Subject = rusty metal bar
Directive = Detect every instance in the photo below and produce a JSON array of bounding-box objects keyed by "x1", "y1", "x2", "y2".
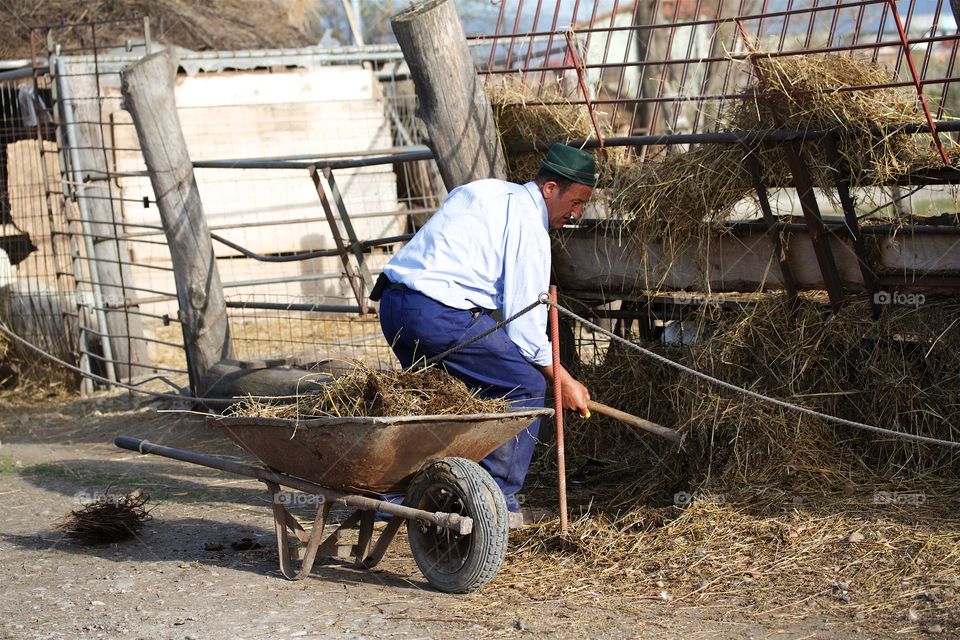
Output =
[
  {"x1": 309, "y1": 165, "x2": 367, "y2": 314},
  {"x1": 322, "y1": 166, "x2": 374, "y2": 293},
  {"x1": 115, "y1": 436, "x2": 474, "y2": 534},
  {"x1": 823, "y1": 133, "x2": 882, "y2": 318},
  {"x1": 886, "y1": 0, "x2": 951, "y2": 165},
  {"x1": 469, "y1": 0, "x2": 889, "y2": 40},
  {"x1": 564, "y1": 29, "x2": 607, "y2": 160},
  {"x1": 784, "y1": 140, "x2": 847, "y2": 311},
  {"x1": 743, "y1": 150, "x2": 799, "y2": 310}
]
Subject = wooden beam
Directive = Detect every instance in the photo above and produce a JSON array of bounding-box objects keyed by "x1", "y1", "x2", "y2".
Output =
[
  {"x1": 63, "y1": 63, "x2": 149, "y2": 381},
  {"x1": 391, "y1": 0, "x2": 507, "y2": 189},
  {"x1": 120, "y1": 48, "x2": 232, "y2": 394}
]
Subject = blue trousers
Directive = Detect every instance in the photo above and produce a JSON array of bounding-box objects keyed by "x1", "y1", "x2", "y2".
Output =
[{"x1": 379, "y1": 286, "x2": 547, "y2": 512}]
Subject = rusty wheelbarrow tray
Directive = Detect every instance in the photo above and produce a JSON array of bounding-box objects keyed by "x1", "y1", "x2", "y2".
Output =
[
  {"x1": 207, "y1": 409, "x2": 552, "y2": 494},
  {"x1": 115, "y1": 407, "x2": 552, "y2": 593}
]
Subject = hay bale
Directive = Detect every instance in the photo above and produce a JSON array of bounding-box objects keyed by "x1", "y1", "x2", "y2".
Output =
[{"x1": 229, "y1": 364, "x2": 511, "y2": 418}]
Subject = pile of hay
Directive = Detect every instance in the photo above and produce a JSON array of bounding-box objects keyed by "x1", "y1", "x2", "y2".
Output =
[
  {"x1": 499, "y1": 486, "x2": 960, "y2": 629},
  {"x1": 0, "y1": 0, "x2": 316, "y2": 58},
  {"x1": 573, "y1": 293, "x2": 960, "y2": 494},
  {"x1": 612, "y1": 54, "x2": 957, "y2": 247},
  {"x1": 57, "y1": 490, "x2": 152, "y2": 544},
  {"x1": 229, "y1": 365, "x2": 510, "y2": 419},
  {"x1": 495, "y1": 292, "x2": 960, "y2": 628},
  {"x1": 488, "y1": 79, "x2": 623, "y2": 186}
]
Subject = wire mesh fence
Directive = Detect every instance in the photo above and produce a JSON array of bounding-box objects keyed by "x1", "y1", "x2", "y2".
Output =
[{"x1": 0, "y1": 24, "x2": 443, "y2": 392}]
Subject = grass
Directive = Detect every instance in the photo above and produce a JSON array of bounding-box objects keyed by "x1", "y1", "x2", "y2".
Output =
[{"x1": 0, "y1": 455, "x2": 17, "y2": 475}]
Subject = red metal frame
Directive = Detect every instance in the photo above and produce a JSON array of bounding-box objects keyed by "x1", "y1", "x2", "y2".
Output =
[{"x1": 470, "y1": 0, "x2": 959, "y2": 164}]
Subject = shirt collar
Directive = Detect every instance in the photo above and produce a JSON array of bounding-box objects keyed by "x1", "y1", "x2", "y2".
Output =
[{"x1": 522, "y1": 181, "x2": 549, "y2": 231}]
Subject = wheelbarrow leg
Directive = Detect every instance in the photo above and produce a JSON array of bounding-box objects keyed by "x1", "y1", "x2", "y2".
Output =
[
  {"x1": 355, "y1": 510, "x2": 376, "y2": 564},
  {"x1": 265, "y1": 481, "x2": 330, "y2": 580},
  {"x1": 360, "y1": 517, "x2": 404, "y2": 569}
]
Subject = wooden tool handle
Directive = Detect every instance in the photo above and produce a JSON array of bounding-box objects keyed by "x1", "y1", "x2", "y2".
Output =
[{"x1": 586, "y1": 400, "x2": 684, "y2": 444}]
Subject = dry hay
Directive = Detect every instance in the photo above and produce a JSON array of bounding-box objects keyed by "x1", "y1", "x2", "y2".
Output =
[
  {"x1": 229, "y1": 364, "x2": 510, "y2": 419},
  {"x1": 612, "y1": 54, "x2": 958, "y2": 248},
  {"x1": 492, "y1": 292, "x2": 960, "y2": 627},
  {"x1": 56, "y1": 490, "x2": 152, "y2": 544},
  {"x1": 0, "y1": 0, "x2": 316, "y2": 58},
  {"x1": 574, "y1": 293, "x2": 960, "y2": 493},
  {"x1": 488, "y1": 79, "x2": 624, "y2": 186},
  {"x1": 499, "y1": 486, "x2": 960, "y2": 630},
  {"x1": 0, "y1": 316, "x2": 76, "y2": 398}
]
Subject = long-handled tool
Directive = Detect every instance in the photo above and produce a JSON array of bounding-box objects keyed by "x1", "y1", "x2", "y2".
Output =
[{"x1": 586, "y1": 400, "x2": 684, "y2": 444}]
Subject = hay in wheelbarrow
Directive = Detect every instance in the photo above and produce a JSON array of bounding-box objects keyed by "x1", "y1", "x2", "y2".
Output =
[
  {"x1": 229, "y1": 365, "x2": 510, "y2": 419},
  {"x1": 611, "y1": 54, "x2": 959, "y2": 249}
]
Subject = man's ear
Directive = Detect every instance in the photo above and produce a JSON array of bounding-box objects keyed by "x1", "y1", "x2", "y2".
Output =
[{"x1": 540, "y1": 180, "x2": 559, "y2": 199}]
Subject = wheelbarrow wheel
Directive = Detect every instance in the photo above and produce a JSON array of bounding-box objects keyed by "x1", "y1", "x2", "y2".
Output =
[{"x1": 405, "y1": 457, "x2": 508, "y2": 593}]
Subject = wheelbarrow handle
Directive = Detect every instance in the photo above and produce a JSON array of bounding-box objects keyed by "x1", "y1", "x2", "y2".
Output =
[{"x1": 586, "y1": 400, "x2": 684, "y2": 444}]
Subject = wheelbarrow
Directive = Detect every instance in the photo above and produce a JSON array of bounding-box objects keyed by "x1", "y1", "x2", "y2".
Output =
[{"x1": 114, "y1": 407, "x2": 552, "y2": 593}]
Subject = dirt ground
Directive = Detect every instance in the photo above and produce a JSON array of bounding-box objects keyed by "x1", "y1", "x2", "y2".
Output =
[{"x1": 0, "y1": 391, "x2": 934, "y2": 640}]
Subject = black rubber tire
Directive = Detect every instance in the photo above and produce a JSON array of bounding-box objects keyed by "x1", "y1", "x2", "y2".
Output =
[{"x1": 405, "y1": 457, "x2": 508, "y2": 593}]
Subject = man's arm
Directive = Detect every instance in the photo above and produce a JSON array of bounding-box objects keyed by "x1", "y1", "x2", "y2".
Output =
[{"x1": 536, "y1": 362, "x2": 591, "y2": 415}]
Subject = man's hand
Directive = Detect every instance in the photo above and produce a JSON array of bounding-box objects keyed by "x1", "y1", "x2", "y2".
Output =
[{"x1": 536, "y1": 363, "x2": 591, "y2": 415}]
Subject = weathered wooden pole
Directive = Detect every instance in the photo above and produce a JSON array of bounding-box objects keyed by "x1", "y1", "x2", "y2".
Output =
[
  {"x1": 120, "y1": 48, "x2": 232, "y2": 395},
  {"x1": 391, "y1": 0, "x2": 507, "y2": 189},
  {"x1": 61, "y1": 61, "x2": 149, "y2": 382}
]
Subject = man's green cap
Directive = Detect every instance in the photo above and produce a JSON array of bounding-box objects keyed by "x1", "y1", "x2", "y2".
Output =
[{"x1": 539, "y1": 142, "x2": 597, "y2": 187}]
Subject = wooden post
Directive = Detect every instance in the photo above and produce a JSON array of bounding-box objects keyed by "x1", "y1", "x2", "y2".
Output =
[
  {"x1": 391, "y1": 0, "x2": 507, "y2": 189},
  {"x1": 62, "y1": 62, "x2": 149, "y2": 381},
  {"x1": 120, "y1": 48, "x2": 232, "y2": 395}
]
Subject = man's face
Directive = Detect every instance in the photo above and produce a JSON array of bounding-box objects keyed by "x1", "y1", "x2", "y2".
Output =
[{"x1": 541, "y1": 181, "x2": 593, "y2": 230}]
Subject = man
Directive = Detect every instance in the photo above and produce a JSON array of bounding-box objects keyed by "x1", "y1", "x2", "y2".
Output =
[{"x1": 375, "y1": 143, "x2": 595, "y2": 516}]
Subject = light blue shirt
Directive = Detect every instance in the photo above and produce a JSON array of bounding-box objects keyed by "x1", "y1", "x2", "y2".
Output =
[{"x1": 383, "y1": 179, "x2": 552, "y2": 366}]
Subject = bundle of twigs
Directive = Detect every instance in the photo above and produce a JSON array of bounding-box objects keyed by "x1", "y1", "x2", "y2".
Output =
[
  {"x1": 229, "y1": 365, "x2": 510, "y2": 419},
  {"x1": 57, "y1": 490, "x2": 152, "y2": 544}
]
